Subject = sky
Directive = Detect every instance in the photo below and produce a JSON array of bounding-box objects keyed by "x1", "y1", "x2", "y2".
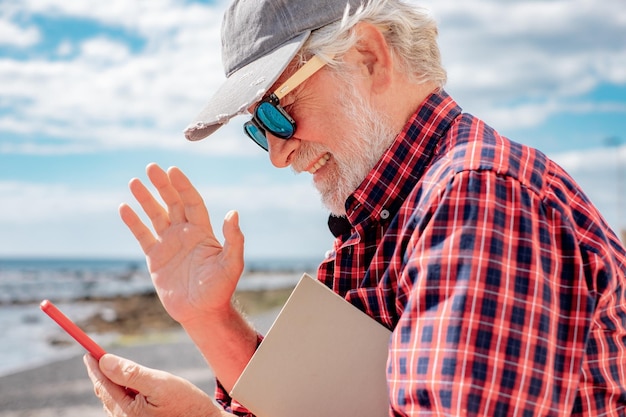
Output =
[{"x1": 0, "y1": 0, "x2": 625, "y2": 262}]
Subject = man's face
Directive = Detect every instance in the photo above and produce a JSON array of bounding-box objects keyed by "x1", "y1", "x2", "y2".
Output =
[{"x1": 265, "y1": 66, "x2": 397, "y2": 216}]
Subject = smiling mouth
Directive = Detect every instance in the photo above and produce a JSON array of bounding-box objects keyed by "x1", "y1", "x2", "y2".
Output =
[{"x1": 308, "y1": 153, "x2": 331, "y2": 174}]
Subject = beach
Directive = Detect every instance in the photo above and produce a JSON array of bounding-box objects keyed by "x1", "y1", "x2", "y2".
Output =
[
  {"x1": 0, "y1": 295, "x2": 283, "y2": 417},
  {"x1": 0, "y1": 258, "x2": 309, "y2": 416}
]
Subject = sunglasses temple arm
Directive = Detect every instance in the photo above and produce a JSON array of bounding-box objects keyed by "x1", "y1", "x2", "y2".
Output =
[{"x1": 274, "y1": 55, "x2": 333, "y2": 100}]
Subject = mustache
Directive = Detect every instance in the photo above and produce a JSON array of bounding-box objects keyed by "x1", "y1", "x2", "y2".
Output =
[{"x1": 291, "y1": 142, "x2": 331, "y2": 173}]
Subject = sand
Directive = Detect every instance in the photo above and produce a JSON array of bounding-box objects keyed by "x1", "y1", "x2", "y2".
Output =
[{"x1": 0, "y1": 293, "x2": 284, "y2": 417}]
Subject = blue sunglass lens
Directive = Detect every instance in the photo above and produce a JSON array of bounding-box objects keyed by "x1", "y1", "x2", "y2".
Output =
[
  {"x1": 244, "y1": 121, "x2": 269, "y2": 151},
  {"x1": 256, "y1": 102, "x2": 295, "y2": 139}
]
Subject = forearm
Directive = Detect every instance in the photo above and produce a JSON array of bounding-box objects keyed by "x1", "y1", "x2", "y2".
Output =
[{"x1": 181, "y1": 303, "x2": 259, "y2": 393}]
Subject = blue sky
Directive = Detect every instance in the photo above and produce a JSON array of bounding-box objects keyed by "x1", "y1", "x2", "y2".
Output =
[{"x1": 1, "y1": 0, "x2": 625, "y2": 261}]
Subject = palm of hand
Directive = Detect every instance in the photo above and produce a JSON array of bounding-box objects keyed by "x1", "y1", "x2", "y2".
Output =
[
  {"x1": 147, "y1": 223, "x2": 239, "y2": 323},
  {"x1": 120, "y1": 163, "x2": 245, "y2": 325}
]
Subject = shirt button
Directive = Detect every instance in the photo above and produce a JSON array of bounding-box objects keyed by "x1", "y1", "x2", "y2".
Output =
[{"x1": 380, "y1": 209, "x2": 390, "y2": 220}]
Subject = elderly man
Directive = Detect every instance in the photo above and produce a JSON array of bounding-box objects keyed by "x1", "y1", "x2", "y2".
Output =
[{"x1": 85, "y1": 0, "x2": 626, "y2": 416}]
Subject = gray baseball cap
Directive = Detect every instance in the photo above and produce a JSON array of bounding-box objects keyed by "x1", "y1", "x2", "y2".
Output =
[{"x1": 184, "y1": 0, "x2": 366, "y2": 141}]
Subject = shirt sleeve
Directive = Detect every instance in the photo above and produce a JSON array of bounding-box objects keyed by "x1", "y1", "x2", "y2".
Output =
[
  {"x1": 387, "y1": 169, "x2": 594, "y2": 416},
  {"x1": 213, "y1": 333, "x2": 264, "y2": 417},
  {"x1": 214, "y1": 379, "x2": 255, "y2": 416}
]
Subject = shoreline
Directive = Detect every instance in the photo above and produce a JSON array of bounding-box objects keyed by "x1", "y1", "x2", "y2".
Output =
[
  {"x1": 0, "y1": 269, "x2": 310, "y2": 385},
  {"x1": 77, "y1": 285, "x2": 296, "y2": 335},
  {"x1": 0, "y1": 269, "x2": 310, "y2": 306},
  {"x1": 0, "y1": 280, "x2": 297, "y2": 376},
  {"x1": 0, "y1": 302, "x2": 284, "y2": 417}
]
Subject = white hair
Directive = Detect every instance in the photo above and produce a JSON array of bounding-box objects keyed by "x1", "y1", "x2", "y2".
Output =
[{"x1": 299, "y1": 0, "x2": 447, "y2": 88}]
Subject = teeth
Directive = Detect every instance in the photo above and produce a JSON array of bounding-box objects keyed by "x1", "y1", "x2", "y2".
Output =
[{"x1": 308, "y1": 153, "x2": 330, "y2": 174}]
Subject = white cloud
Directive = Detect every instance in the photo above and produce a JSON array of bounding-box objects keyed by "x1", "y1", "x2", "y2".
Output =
[
  {"x1": 551, "y1": 143, "x2": 626, "y2": 176},
  {"x1": 79, "y1": 37, "x2": 131, "y2": 64},
  {"x1": 0, "y1": 23, "x2": 39, "y2": 47},
  {"x1": 0, "y1": 0, "x2": 624, "y2": 153},
  {"x1": 0, "y1": 175, "x2": 332, "y2": 258},
  {"x1": 0, "y1": 181, "x2": 124, "y2": 223},
  {"x1": 423, "y1": 0, "x2": 626, "y2": 129},
  {"x1": 55, "y1": 40, "x2": 73, "y2": 57},
  {"x1": 473, "y1": 99, "x2": 626, "y2": 132},
  {"x1": 0, "y1": 0, "x2": 229, "y2": 153},
  {"x1": 0, "y1": 175, "x2": 323, "y2": 225}
]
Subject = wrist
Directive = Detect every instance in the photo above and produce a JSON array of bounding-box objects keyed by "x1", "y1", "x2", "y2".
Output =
[
  {"x1": 181, "y1": 298, "x2": 239, "y2": 328},
  {"x1": 180, "y1": 301, "x2": 258, "y2": 391}
]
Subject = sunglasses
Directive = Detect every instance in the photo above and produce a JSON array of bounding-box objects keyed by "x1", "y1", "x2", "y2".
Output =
[{"x1": 244, "y1": 55, "x2": 330, "y2": 151}]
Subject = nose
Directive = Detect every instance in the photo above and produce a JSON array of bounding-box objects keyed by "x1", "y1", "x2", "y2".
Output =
[{"x1": 267, "y1": 133, "x2": 298, "y2": 168}]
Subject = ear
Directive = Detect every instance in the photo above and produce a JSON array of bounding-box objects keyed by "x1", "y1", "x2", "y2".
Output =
[{"x1": 351, "y1": 22, "x2": 393, "y2": 94}]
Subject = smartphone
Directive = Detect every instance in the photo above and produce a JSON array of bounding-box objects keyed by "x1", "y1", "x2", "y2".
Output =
[
  {"x1": 40, "y1": 299, "x2": 107, "y2": 360},
  {"x1": 40, "y1": 300, "x2": 139, "y2": 396}
]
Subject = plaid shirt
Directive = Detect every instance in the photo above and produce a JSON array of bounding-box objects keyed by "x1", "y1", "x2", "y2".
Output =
[{"x1": 218, "y1": 91, "x2": 626, "y2": 416}]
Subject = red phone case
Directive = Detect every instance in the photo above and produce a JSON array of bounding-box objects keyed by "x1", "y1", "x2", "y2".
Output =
[
  {"x1": 40, "y1": 299, "x2": 107, "y2": 360},
  {"x1": 40, "y1": 300, "x2": 139, "y2": 396}
]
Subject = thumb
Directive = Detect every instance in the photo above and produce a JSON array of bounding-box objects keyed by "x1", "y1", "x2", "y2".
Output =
[
  {"x1": 99, "y1": 354, "x2": 156, "y2": 394},
  {"x1": 222, "y1": 210, "x2": 245, "y2": 266}
]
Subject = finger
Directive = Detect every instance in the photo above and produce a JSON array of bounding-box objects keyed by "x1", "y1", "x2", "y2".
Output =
[
  {"x1": 99, "y1": 354, "x2": 157, "y2": 397},
  {"x1": 128, "y1": 178, "x2": 171, "y2": 235},
  {"x1": 222, "y1": 210, "x2": 245, "y2": 272},
  {"x1": 146, "y1": 163, "x2": 186, "y2": 224},
  {"x1": 119, "y1": 203, "x2": 157, "y2": 254},
  {"x1": 167, "y1": 166, "x2": 212, "y2": 228},
  {"x1": 84, "y1": 354, "x2": 134, "y2": 412}
]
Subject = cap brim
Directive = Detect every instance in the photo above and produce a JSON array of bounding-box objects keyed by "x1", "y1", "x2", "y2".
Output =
[{"x1": 184, "y1": 32, "x2": 310, "y2": 141}]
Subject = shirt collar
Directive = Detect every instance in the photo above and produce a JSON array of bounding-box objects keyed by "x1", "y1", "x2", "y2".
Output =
[{"x1": 344, "y1": 89, "x2": 462, "y2": 228}]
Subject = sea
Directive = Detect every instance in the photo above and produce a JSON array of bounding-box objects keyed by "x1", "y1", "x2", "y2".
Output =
[{"x1": 0, "y1": 257, "x2": 319, "y2": 377}]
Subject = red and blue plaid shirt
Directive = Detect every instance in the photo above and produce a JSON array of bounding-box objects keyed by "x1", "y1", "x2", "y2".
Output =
[{"x1": 219, "y1": 91, "x2": 626, "y2": 416}]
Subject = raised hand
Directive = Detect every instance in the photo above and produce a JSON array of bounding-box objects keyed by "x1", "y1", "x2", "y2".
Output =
[{"x1": 119, "y1": 163, "x2": 245, "y2": 325}]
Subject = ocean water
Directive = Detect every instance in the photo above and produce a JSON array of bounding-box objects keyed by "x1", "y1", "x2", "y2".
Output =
[
  {"x1": 0, "y1": 257, "x2": 318, "y2": 377},
  {"x1": 0, "y1": 258, "x2": 154, "y2": 304}
]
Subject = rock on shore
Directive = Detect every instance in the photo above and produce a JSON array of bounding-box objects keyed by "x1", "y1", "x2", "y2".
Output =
[{"x1": 78, "y1": 287, "x2": 294, "y2": 335}]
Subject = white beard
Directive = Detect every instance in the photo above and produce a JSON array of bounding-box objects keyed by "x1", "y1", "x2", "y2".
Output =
[{"x1": 293, "y1": 84, "x2": 397, "y2": 216}]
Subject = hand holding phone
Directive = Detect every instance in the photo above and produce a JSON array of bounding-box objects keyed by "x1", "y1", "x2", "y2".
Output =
[
  {"x1": 41, "y1": 299, "x2": 140, "y2": 397},
  {"x1": 40, "y1": 299, "x2": 107, "y2": 360}
]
